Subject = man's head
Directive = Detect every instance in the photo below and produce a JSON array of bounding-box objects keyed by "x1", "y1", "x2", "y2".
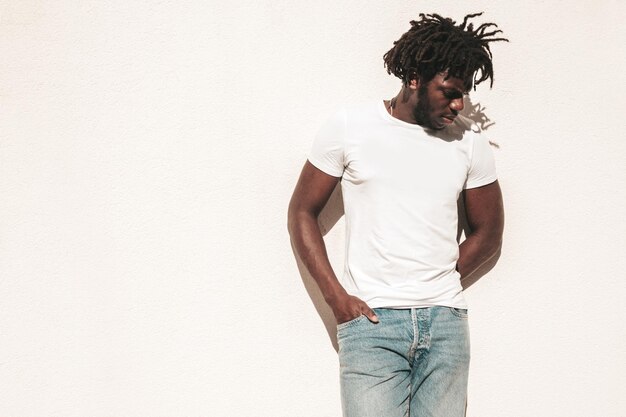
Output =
[{"x1": 383, "y1": 12, "x2": 508, "y2": 129}]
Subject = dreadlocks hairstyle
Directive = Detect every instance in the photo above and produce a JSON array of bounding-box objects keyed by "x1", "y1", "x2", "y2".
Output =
[{"x1": 383, "y1": 12, "x2": 508, "y2": 89}]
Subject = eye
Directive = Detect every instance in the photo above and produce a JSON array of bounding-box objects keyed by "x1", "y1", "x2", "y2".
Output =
[{"x1": 443, "y1": 90, "x2": 461, "y2": 100}]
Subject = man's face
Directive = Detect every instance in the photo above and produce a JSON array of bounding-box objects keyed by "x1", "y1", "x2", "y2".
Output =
[{"x1": 412, "y1": 73, "x2": 469, "y2": 130}]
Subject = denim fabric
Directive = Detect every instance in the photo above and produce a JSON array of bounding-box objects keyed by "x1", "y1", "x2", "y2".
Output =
[{"x1": 337, "y1": 306, "x2": 470, "y2": 417}]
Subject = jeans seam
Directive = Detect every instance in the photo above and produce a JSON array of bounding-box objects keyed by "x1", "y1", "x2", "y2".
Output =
[
  {"x1": 450, "y1": 307, "x2": 469, "y2": 319},
  {"x1": 408, "y1": 309, "x2": 418, "y2": 364},
  {"x1": 336, "y1": 314, "x2": 365, "y2": 331}
]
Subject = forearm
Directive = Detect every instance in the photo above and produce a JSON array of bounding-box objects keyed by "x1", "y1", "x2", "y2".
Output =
[
  {"x1": 288, "y1": 211, "x2": 348, "y2": 304},
  {"x1": 457, "y1": 231, "x2": 502, "y2": 289}
]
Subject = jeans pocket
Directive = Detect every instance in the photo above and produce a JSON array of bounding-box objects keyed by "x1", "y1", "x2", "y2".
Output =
[
  {"x1": 449, "y1": 307, "x2": 469, "y2": 318},
  {"x1": 336, "y1": 314, "x2": 366, "y2": 331}
]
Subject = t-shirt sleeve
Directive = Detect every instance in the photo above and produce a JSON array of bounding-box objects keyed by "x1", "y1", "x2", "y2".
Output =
[
  {"x1": 307, "y1": 107, "x2": 347, "y2": 178},
  {"x1": 464, "y1": 131, "x2": 498, "y2": 189}
]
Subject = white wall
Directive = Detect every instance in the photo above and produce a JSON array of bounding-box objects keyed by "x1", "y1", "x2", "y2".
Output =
[{"x1": 1, "y1": 1, "x2": 625, "y2": 416}]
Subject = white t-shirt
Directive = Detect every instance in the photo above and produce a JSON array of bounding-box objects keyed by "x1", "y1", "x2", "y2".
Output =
[{"x1": 307, "y1": 100, "x2": 498, "y2": 309}]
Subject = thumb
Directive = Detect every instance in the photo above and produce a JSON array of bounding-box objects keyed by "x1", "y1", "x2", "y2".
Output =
[{"x1": 365, "y1": 309, "x2": 379, "y2": 323}]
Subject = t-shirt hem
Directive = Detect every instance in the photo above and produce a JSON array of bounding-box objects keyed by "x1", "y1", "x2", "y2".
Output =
[
  {"x1": 306, "y1": 156, "x2": 343, "y2": 178},
  {"x1": 361, "y1": 293, "x2": 468, "y2": 310},
  {"x1": 464, "y1": 176, "x2": 498, "y2": 190},
  {"x1": 369, "y1": 301, "x2": 469, "y2": 309}
]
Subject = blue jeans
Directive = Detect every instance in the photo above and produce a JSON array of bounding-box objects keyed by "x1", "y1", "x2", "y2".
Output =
[{"x1": 337, "y1": 306, "x2": 470, "y2": 417}]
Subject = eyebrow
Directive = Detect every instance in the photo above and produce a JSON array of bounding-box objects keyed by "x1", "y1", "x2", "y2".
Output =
[{"x1": 440, "y1": 87, "x2": 466, "y2": 96}]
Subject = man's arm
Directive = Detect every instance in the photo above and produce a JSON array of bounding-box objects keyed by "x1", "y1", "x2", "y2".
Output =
[
  {"x1": 287, "y1": 161, "x2": 378, "y2": 324},
  {"x1": 457, "y1": 180, "x2": 505, "y2": 289}
]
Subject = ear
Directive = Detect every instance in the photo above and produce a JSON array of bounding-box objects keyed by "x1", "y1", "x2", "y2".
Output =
[{"x1": 407, "y1": 70, "x2": 421, "y2": 90}]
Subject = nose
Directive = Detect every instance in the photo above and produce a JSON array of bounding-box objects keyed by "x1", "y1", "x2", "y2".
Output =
[{"x1": 450, "y1": 97, "x2": 464, "y2": 113}]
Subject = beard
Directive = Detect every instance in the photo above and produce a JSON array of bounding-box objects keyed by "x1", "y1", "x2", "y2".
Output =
[{"x1": 411, "y1": 84, "x2": 439, "y2": 130}]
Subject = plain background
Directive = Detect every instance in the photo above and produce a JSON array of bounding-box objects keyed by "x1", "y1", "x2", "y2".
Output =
[{"x1": 1, "y1": 1, "x2": 625, "y2": 416}]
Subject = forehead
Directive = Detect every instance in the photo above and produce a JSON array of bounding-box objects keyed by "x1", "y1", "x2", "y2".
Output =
[{"x1": 430, "y1": 72, "x2": 471, "y2": 93}]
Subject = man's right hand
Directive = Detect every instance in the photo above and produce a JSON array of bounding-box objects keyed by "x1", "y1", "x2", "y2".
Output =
[
  {"x1": 288, "y1": 162, "x2": 379, "y2": 326},
  {"x1": 329, "y1": 294, "x2": 379, "y2": 325}
]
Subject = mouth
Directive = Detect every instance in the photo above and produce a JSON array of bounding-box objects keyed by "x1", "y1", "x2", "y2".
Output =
[{"x1": 440, "y1": 115, "x2": 456, "y2": 124}]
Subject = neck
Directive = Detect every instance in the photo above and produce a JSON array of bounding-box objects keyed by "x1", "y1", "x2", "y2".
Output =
[{"x1": 388, "y1": 87, "x2": 418, "y2": 125}]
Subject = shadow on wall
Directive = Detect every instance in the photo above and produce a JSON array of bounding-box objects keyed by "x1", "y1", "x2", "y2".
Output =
[{"x1": 290, "y1": 96, "x2": 502, "y2": 353}]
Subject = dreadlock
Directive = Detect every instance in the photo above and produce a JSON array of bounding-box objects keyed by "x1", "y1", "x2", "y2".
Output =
[{"x1": 383, "y1": 12, "x2": 508, "y2": 89}]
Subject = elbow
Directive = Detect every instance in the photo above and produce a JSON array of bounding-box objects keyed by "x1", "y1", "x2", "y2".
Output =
[
  {"x1": 287, "y1": 203, "x2": 310, "y2": 238},
  {"x1": 486, "y1": 232, "x2": 503, "y2": 258},
  {"x1": 469, "y1": 228, "x2": 502, "y2": 258},
  {"x1": 287, "y1": 205, "x2": 297, "y2": 237},
  {"x1": 287, "y1": 195, "x2": 299, "y2": 236},
  {"x1": 288, "y1": 196, "x2": 320, "y2": 237},
  {"x1": 483, "y1": 217, "x2": 504, "y2": 256},
  {"x1": 287, "y1": 209, "x2": 298, "y2": 237},
  {"x1": 491, "y1": 237, "x2": 503, "y2": 257}
]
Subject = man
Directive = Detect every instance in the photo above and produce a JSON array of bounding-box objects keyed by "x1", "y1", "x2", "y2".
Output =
[{"x1": 288, "y1": 12, "x2": 506, "y2": 417}]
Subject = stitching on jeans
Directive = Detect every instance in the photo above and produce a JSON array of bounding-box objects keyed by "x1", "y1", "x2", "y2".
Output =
[
  {"x1": 450, "y1": 307, "x2": 469, "y2": 318},
  {"x1": 336, "y1": 314, "x2": 365, "y2": 330},
  {"x1": 408, "y1": 309, "x2": 418, "y2": 363}
]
